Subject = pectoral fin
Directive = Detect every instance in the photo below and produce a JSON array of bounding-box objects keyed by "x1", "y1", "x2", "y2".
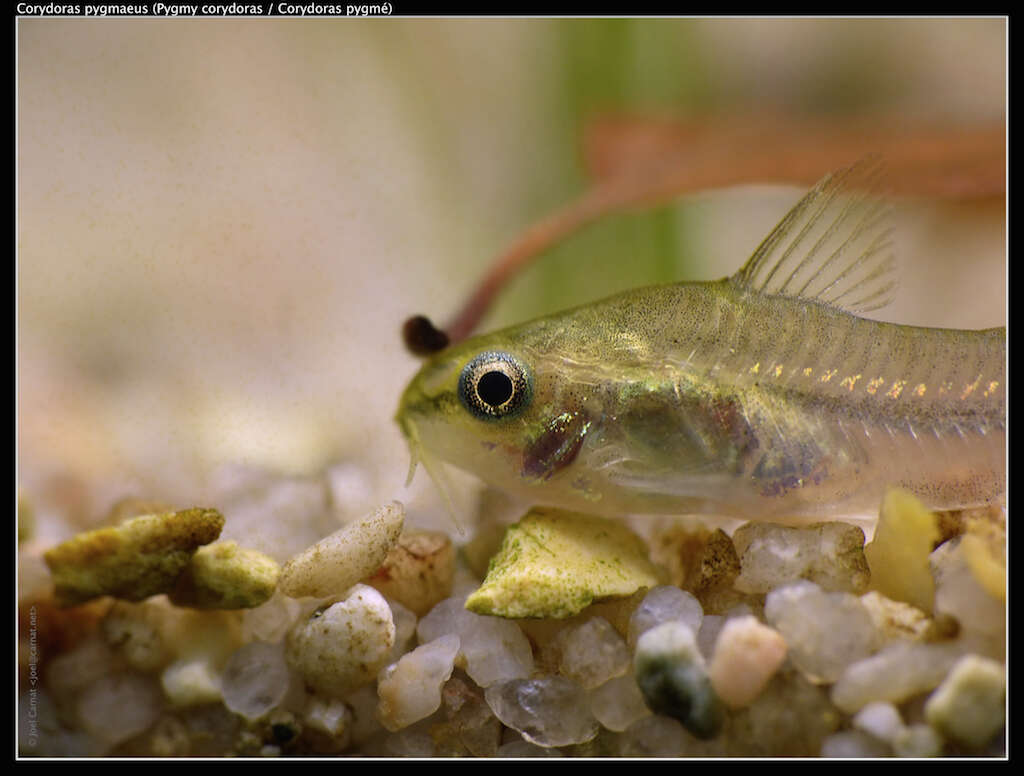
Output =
[{"x1": 522, "y1": 410, "x2": 592, "y2": 481}]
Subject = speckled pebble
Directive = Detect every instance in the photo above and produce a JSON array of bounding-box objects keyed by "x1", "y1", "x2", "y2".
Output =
[
  {"x1": 633, "y1": 621, "x2": 724, "y2": 740},
  {"x1": 43, "y1": 508, "x2": 225, "y2": 606},
  {"x1": 858, "y1": 591, "x2": 933, "y2": 644},
  {"x1": 278, "y1": 502, "x2": 404, "y2": 598},
  {"x1": 170, "y1": 541, "x2": 280, "y2": 610},
  {"x1": 364, "y1": 530, "x2": 455, "y2": 616},
  {"x1": 465, "y1": 508, "x2": 661, "y2": 619},
  {"x1": 708, "y1": 615, "x2": 788, "y2": 709},
  {"x1": 733, "y1": 521, "x2": 870, "y2": 594},
  {"x1": 924, "y1": 654, "x2": 1005, "y2": 750},
  {"x1": 864, "y1": 489, "x2": 939, "y2": 613},
  {"x1": 284, "y1": 584, "x2": 395, "y2": 697},
  {"x1": 648, "y1": 522, "x2": 741, "y2": 593}
]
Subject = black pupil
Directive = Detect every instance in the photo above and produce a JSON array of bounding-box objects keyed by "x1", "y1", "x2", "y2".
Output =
[{"x1": 477, "y1": 370, "x2": 514, "y2": 407}]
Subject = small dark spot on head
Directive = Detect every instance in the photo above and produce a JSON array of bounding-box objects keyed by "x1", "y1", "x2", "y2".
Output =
[{"x1": 403, "y1": 315, "x2": 450, "y2": 356}]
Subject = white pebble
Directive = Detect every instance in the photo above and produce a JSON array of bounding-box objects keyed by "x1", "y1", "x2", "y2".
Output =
[
  {"x1": 345, "y1": 684, "x2": 386, "y2": 745},
  {"x1": 924, "y1": 654, "x2": 1005, "y2": 750},
  {"x1": 589, "y1": 674, "x2": 652, "y2": 732},
  {"x1": 161, "y1": 656, "x2": 223, "y2": 708},
  {"x1": 384, "y1": 727, "x2": 435, "y2": 756},
  {"x1": 820, "y1": 730, "x2": 891, "y2": 757},
  {"x1": 765, "y1": 581, "x2": 878, "y2": 683},
  {"x1": 696, "y1": 615, "x2": 725, "y2": 660},
  {"x1": 76, "y1": 674, "x2": 163, "y2": 748},
  {"x1": 496, "y1": 738, "x2": 564, "y2": 757},
  {"x1": 386, "y1": 598, "x2": 419, "y2": 663},
  {"x1": 852, "y1": 701, "x2": 905, "y2": 744},
  {"x1": 931, "y1": 540, "x2": 1005, "y2": 640},
  {"x1": 303, "y1": 696, "x2": 353, "y2": 740},
  {"x1": 285, "y1": 584, "x2": 395, "y2": 696},
  {"x1": 831, "y1": 641, "x2": 966, "y2": 714},
  {"x1": 892, "y1": 723, "x2": 944, "y2": 757},
  {"x1": 44, "y1": 636, "x2": 118, "y2": 704},
  {"x1": 485, "y1": 677, "x2": 599, "y2": 748},
  {"x1": 278, "y1": 502, "x2": 405, "y2": 598},
  {"x1": 555, "y1": 617, "x2": 631, "y2": 689},
  {"x1": 220, "y1": 641, "x2": 291, "y2": 720},
  {"x1": 376, "y1": 634, "x2": 460, "y2": 731},
  {"x1": 627, "y1": 585, "x2": 703, "y2": 648},
  {"x1": 102, "y1": 602, "x2": 171, "y2": 672},
  {"x1": 618, "y1": 715, "x2": 689, "y2": 757},
  {"x1": 240, "y1": 592, "x2": 304, "y2": 644},
  {"x1": 417, "y1": 595, "x2": 533, "y2": 687},
  {"x1": 708, "y1": 615, "x2": 788, "y2": 709}
]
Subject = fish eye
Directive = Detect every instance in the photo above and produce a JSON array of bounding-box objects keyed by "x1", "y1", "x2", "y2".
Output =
[{"x1": 458, "y1": 351, "x2": 532, "y2": 420}]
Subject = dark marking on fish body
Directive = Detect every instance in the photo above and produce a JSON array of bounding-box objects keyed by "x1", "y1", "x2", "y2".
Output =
[
  {"x1": 522, "y1": 410, "x2": 592, "y2": 480},
  {"x1": 755, "y1": 448, "x2": 831, "y2": 498},
  {"x1": 708, "y1": 394, "x2": 759, "y2": 456}
]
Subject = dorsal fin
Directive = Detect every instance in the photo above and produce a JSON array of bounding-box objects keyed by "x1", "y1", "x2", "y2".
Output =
[{"x1": 730, "y1": 157, "x2": 898, "y2": 314}]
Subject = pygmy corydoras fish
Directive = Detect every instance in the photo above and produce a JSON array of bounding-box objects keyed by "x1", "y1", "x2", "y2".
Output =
[{"x1": 396, "y1": 162, "x2": 1005, "y2": 522}]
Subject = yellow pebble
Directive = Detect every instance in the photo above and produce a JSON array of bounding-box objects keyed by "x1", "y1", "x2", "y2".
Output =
[
  {"x1": 465, "y1": 508, "x2": 662, "y2": 619},
  {"x1": 960, "y1": 533, "x2": 1005, "y2": 602},
  {"x1": 864, "y1": 489, "x2": 939, "y2": 614}
]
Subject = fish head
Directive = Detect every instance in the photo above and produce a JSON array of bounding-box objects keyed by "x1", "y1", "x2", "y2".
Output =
[{"x1": 396, "y1": 328, "x2": 598, "y2": 501}]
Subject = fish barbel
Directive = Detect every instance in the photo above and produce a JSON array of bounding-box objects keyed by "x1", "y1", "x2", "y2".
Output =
[{"x1": 396, "y1": 161, "x2": 1005, "y2": 522}]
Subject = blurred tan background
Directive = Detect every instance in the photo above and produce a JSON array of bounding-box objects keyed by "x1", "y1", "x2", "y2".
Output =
[{"x1": 17, "y1": 18, "x2": 1006, "y2": 540}]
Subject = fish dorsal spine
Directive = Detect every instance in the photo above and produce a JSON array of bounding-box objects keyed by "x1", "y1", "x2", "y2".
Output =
[{"x1": 730, "y1": 156, "x2": 899, "y2": 315}]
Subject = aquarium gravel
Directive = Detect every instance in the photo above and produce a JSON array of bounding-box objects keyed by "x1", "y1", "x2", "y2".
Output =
[{"x1": 17, "y1": 469, "x2": 1005, "y2": 759}]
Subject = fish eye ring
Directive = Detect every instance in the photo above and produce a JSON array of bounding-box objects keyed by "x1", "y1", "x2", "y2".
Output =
[{"x1": 458, "y1": 351, "x2": 533, "y2": 420}]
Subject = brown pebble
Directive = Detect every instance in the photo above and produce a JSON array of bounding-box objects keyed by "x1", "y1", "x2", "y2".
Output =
[{"x1": 365, "y1": 530, "x2": 455, "y2": 616}]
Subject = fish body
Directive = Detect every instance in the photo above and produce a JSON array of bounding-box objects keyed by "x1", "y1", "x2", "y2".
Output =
[{"x1": 396, "y1": 162, "x2": 1005, "y2": 521}]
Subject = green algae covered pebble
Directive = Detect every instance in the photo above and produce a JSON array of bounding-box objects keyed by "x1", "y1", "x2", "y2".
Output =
[
  {"x1": 925, "y1": 654, "x2": 1006, "y2": 750},
  {"x1": 170, "y1": 541, "x2": 281, "y2": 610},
  {"x1": 465, "y1": 508, "x2": 661, "y2": 619},
  {"x1": 634, "y1": 621, "x2": 724, "y2": 740},
  {"x1": 44, "y1": 508, "x2": 225, "y2": 606}
]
